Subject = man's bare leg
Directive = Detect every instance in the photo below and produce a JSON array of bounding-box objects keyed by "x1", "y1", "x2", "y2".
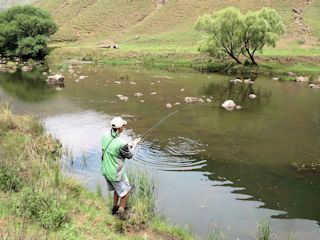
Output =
[
  {"x1": 119, "y1": 192, "x2": 130, "y2": 212},
  {"x1": 113, "y1": 191, "x2": 119, "y2": 207}
]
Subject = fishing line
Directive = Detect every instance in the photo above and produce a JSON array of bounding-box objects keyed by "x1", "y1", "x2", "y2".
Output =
[{"x1": 140, "y1": 110, "x2": 179, "y2": 141}]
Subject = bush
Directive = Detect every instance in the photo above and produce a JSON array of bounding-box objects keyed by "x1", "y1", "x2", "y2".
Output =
[
  {"x1": 0, "y1": 5, "x2": 58, "y2": 59},
  {"x1": 0, "y1": 164, "x2": 24, "y2": 192},
  {"x1": 12, "y1": 187, "x2": 69, "y2": 231}
]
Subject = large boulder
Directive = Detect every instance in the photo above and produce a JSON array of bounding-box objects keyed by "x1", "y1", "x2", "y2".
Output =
[
  {"x1": 222, "y1": 100, "x2": 236, "y2": 111},
  {"x1": 184, "y1": 97, "x2": 204, "y2": 104},
  {"x1": 47, "y1": 74, "x2": 64, "y2": 84}
]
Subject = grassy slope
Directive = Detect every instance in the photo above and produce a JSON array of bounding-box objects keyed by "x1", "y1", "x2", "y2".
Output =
[
  {"x1": 33, "y1": 0, "x2": 320, "y2": 75},
  {"x1": 0, "y1": 103, "x2": 193, "y2": 240}
]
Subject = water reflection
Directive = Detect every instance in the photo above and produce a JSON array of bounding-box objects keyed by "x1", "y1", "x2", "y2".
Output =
[{"x1": 0, "y1": 69, "x2": 55, "y2": 102}]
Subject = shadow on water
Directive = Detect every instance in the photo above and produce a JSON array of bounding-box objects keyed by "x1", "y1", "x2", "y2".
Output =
[{"x1": 0, "y1": 68, "x2": 55, "y2": 102}]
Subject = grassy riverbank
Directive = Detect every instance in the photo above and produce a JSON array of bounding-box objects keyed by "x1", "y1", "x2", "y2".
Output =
[
  {"x1": 0, "y1": 103, "x2": 193, "y2": 240},
  {"x1": 46, "y1": 43, "x2": 320, "y2": 80}
]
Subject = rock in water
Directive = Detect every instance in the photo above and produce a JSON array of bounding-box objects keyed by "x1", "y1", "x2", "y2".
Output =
[
  {"x1": 184, "y1": 97, "x2": 204, "y2": 104},
  {"x1": 236, "y1": 105, "x2": 242, "y2": 110},
  {"x1": 134, "y1": 92, "x2": 143, "y2": 97},
  {"x1": 272, "y1": 77, "x2": 279, "y2": 81},
  {"x1": 47, "y1": 74, "x2": 64, "y2": 84},
  {"x1": 222, "y1": 100, "x2": 236, "y2": 111},
  {"x1": 21, "y1": 66, "x2": 32, "y2": 72},
  {"x1": 249, "y1": 94, "x2": 257, "y2": 99},
  {"x1": 166, "y1": 103, "x2": 172, "y2": 108},
  {"x1": 206, "y1": 98, "x2": 212, "y2": 103}
]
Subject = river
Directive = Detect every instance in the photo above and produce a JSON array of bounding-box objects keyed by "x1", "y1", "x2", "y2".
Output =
[{"x1": 0, "y1": 62, "x2": 319, "y2": 240}]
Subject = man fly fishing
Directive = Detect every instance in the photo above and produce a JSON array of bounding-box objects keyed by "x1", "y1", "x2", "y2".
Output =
[{"x1": 101, "y1": 117, "x2": 140, "y2": 220}]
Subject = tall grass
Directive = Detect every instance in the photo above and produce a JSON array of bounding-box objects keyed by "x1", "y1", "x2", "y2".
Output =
[
  {"x1": 257, "y1": 218, "x2": 271, "y2": 240},
  {"x1": 127, "y1": 167, "x2": 156, "y2": 225}
]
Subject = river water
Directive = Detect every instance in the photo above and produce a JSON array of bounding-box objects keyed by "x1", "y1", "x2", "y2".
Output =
[{"x1": 0, "y1": 63, "x2": 319, "y2": 240}]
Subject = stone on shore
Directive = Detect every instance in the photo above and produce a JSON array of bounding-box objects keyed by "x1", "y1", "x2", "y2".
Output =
[{"x1": 296, "y1": 76, "x2": 309, "y2": 83}]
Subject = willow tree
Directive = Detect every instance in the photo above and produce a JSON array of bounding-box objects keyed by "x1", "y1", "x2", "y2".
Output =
[
  {"x1": 242, "y1": 8, "x2": 285, "y2": 65},
  {"x1": 195, "y1": 7, "x2": 285, "y2": 65},
  {"x1": 195, "y1": 7, "x2": 244, "y2": 64}
]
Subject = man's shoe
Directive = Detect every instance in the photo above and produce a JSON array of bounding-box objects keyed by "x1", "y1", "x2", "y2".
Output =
[
  {"x1": 117, "y1": 209, "x2": 127, "y2": 220},
  {"x1": 112, "y1": 205, "x2": 119, "y2": 215}
]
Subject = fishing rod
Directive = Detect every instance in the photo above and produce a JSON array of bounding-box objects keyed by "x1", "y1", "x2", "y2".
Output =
[{"x1": 140, "y1": 110, "x2": 179, "y2": 141}]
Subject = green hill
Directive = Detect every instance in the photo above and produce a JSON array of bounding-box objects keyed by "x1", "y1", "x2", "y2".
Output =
[{"x1": 33, "y1": 0, "x2": 320, "y2": 48}]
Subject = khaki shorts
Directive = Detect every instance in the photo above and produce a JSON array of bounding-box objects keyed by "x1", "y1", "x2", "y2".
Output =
[{"x1": 104, "y1": 176, "x2": 131, "y2": 198}]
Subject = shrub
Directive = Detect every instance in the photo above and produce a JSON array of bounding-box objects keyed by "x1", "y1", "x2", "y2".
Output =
[
  {"x1": 12, "y1": 187, "x2": 69, "y2": 231},
  {"x1": 0, "y1": 5, "x2": 58, "y2": 59},
  {"x1": 0, "y1": 164, "x2": 24, "y2": 192}
]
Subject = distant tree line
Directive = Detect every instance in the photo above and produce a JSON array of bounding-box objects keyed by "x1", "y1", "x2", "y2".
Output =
[
  {"x1": 195, "y1": 7, "x2": 285, "y2": 65},
  {"x1": 0, "y1": 5, "x2": 58, "y2": 59}
]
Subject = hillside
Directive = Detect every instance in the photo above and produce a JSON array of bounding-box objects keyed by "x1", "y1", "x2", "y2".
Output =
[
  {"x1": 0, "y1": 0, "x2": 35, "y2": 10},
  {"x1": 32, "y1": 0, "x2": 320, "y2": 49}
]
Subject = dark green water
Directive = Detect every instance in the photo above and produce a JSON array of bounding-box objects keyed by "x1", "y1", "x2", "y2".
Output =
[{"x1": 0, "y1": 63, "x2": 319, "y2": 240}]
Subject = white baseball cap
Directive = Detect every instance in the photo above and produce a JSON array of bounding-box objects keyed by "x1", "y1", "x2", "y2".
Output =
[{"x1": 111, "y1": 117, "x2": 127, "y2": 129}]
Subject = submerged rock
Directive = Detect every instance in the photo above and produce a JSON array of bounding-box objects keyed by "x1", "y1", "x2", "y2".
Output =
[
  {"x1": 222, "y1": 100, "x2": 236, "y2": 111},
  {"x1": 184, "y1": 97, "x2": 203, "y2": 104},
  {"x1": 249, "y1": 94, "x2": 257, "y2": 99},
  {"x1": 272, "y1": 77, "x2": 279, "y2": 81}
]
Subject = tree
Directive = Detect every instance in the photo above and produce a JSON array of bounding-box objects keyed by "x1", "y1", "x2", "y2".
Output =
[
  {"x1": 195, "y1": 7, "x2": 285, "y2": 65},
  {"x1": 195, "y1": 7, "x2": 244, "y2": 64},
  {"x1": 0, "y1": 5, "x2": 58, "y2": 59},
  {"x1": 242, "y1": 8, "x2": 285, "y2": 65}
]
